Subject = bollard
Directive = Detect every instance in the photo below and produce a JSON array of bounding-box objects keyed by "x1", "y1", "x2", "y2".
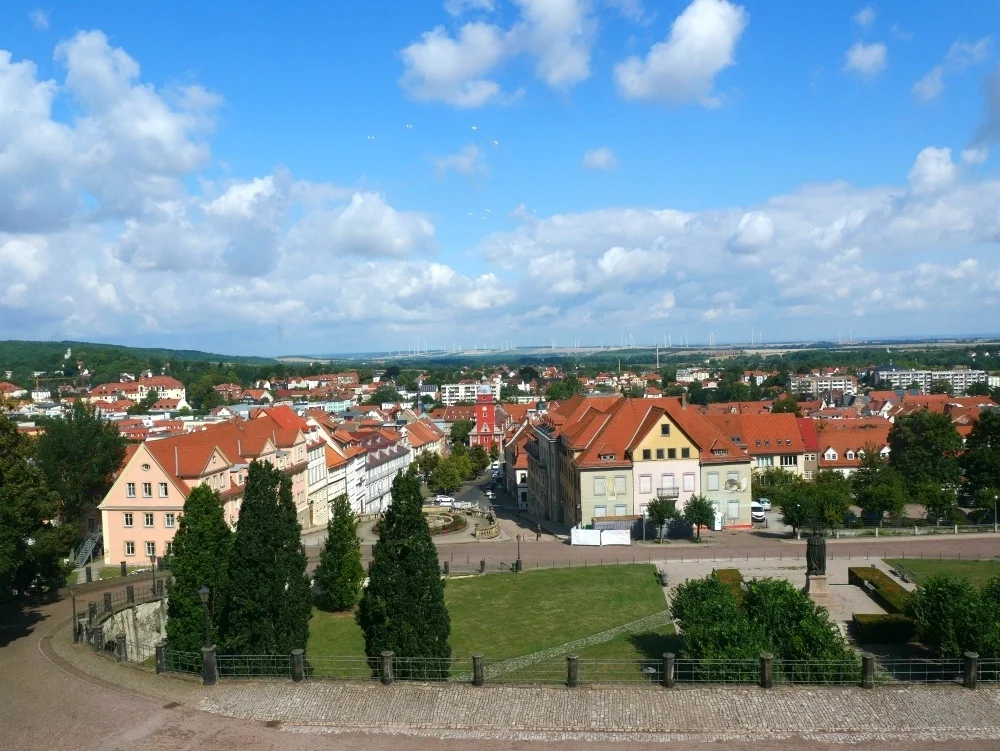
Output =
[
  {"x1": 71, "y1": 590, "x2": 79, "y2": 644},
  {"x1": 472, "y1": 653, "x2": 485, "y2": 687},
  {"x1": 115, "y1": 633, "x2": 126, "y2": 662},
  {"x1": 85, "y1": 565, "x2": 93, "y2": 583},
  {"x1": 120, "y1": 560, "x2": 127, "y2": 577},
  {"x1": 861, "y1": 652, "x2": 875, "y2": 689},
  {"x1": 291, "y1": 649, "x2": 305, "y2": 682},
  {"x1": 202, "y1": 645, "x2": 217, "y2": 686},
  {"x1": 104, "y1": 592, "x2": 113, "y2": 613},
  {"x1": 662, "y1": 652, "x2": 675, "y2": 689},
  {"x1": 914, "y1": 525, "x2": 918, "y2": 536},
  {"x1": 480, "y1": 559, "x2": 486, "y2": 573},
  {"x1": 759, "y1": 653, "x2": 774, "y2": 689},
  {"x1": 155, "y1": 641, "x2": 166, "y2": 674},
  {"x1": 567, "y1": 654, "x2": 580, "y2": 687},
  {"x1": 874, "y1": 527, "x2": 879, "y2": 538},
  {"x1": 954, "y1": 524, "x2": 959, "y2": 535},
  {"x1": 380, "y1": 651, "x2": 394, "y2": 685},
  {"x1": 126, "y1": 585, "x2": 134, "y2": 604},
  {"x1": 835, "y1": 529, "x2": 840, "y2": 539},
  {"x1": 443, "y1": 560, "x2": 450, "y2": 575},
  {"x1": 964, "y1": 652, "x2": 979, "y2": 689}
]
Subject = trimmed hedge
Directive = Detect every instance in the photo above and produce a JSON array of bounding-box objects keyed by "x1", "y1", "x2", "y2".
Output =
[
  {"x1": 848, "y1": 566, "x2": 912, "y2": 614},
  {"x1": 714, "y1": 569, "x2": 745, "y2": 605},
  {"x1": 853, "y1": 613, "x2": 916, "y2": 644}
]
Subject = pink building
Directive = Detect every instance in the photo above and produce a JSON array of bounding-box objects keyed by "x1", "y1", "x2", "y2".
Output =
[{"x1": 98, "y1": 409, "x2": 308, "y2": 565}]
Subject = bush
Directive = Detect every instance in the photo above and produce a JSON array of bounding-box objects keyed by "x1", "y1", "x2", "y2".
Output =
[
  {"x1": 714, "y1": 569, "x2": 745, "y2": 605},
  {"x1": 911, "y1": 574, "x2": 1000, "y2": 657},
  {"x1": 853, "y1": 613, "x2": 916, "y2": 643},
  {"x1": 848, "y1": 566, "x2": 912, "y2": 614}
]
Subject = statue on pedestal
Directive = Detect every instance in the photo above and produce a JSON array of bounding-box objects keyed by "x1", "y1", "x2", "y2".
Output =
[{"x1": 806, "y1": 532, "x2": 826, "y2": 576}]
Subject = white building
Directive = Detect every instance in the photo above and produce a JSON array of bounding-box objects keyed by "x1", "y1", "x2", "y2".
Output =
[
  {"x1": 874, "y1": 366, "x2": 987, "y2": 396},
  {"x1": 790, "y1": 374, "x2": 858, "y2": 396},
  {"x1": 440, "y1": 381, "x2": 501, "y2": 406}
]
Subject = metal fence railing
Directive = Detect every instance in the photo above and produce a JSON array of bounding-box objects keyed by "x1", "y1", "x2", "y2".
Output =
[
  {"x1": 392, "y1": 656, "x2": 464, "y2": 681},
  {"x1": 978, "y1": 658, "x2": 1000, "y2": 683},
  {"x1": 775, "y1": 659, "x2": 863, "y2": 685},
  {"x1": 874, "y1": 658, "x2": 964, "y2": 685},
  {"x1": 487, "y1": 657, "x2": 568, "y2": 685},
  {"x1": 216, "y1": 654, "x2": 294, "y2": 679},
  {"x1": 304, "y1": 656, "x2": 378, "y2": 680},
  {"x1": 580, "y1": 659, "x2": 664, "y2": 685},
  {"x1": 674, "y1": 659, "x2": 760, "y2": 684},
  {"x1": 164, "y1": 649, "x2": 203, "y2": 676}
]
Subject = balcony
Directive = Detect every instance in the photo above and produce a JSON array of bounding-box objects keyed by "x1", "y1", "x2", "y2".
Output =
[{"x1": 655, "y1": 487, "x2": 679, "y2": 499}]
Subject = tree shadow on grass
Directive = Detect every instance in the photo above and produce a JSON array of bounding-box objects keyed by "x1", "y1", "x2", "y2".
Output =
[{"x1": 626, "y1": 630, "x2": 684, "y2": 660}]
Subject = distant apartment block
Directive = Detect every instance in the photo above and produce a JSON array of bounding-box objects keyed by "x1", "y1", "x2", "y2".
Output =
[
  {"x1": 440, "y1": 381, "x2": 501, "y2": 406},
  {"x1": 874, "y1": 365, "x2": 987, "y2": 396},
  {"x1": 790, "y1": 374, "x2": 858, "y2": 396}
]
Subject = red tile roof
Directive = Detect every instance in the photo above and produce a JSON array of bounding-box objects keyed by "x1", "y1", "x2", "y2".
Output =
[{"x1": 703, "y1": 413, "x2": 805, "y2": 455}]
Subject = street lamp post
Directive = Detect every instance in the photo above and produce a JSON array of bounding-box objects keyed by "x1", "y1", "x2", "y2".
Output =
[
  {"x1": 199, "y1": 585, "x2": 211, "y2": 648},
  {"x1": 149, "y1": 552, "x2": 157, "y2": 596},
  {"x1": 516, "y1": 534, "x2": 522, "y2": 572},
  {"x1": 994, "y1": 495, "x2": 998, "y2": 534}
]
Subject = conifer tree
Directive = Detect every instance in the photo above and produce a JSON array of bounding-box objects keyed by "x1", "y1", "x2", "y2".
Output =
[
  {"x1": 314, "y1": 494, "x2": 364, "y2": 612},
  {"x1": 220, "y1": 461, "x2": 311, "y2": 655},
  {"x1": 357, "y1": 467, "x2": 451, "y2": 678},
  {"x1": 166, "y1": 485, "x2": 231, "y2": 652}
]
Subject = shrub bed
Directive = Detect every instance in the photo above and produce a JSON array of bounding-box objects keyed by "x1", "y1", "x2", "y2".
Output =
[
  {"x1": 714, "y1": 569, "x2": 745, "y2": 605},
  {"x1": 853, "y1": 613, "x2": 915, "y2": 643},
  {"x1": 848, "y1": 566, "x2": 912, "y2": 614}
]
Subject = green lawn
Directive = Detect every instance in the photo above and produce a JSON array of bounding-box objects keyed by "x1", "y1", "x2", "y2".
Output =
[
  {"x1": 307, "y1": 564, "x2": 668, "y2": 660},
  {"x1": 886, "y1": 558, "x2": 1000, "y2": 588},
  {"x1": 99, "y1": 566, "x2": 145, "y2": 580},
  {"x1": 573, "y1": 623, "x2": 680, "y2": 661}
]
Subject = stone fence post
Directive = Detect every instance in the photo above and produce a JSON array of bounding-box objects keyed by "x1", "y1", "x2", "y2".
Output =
[
  {"x1": 472, "y1": 654, "x2": 485, "y2": 686},
  {"x1": 71, "y1": 589, "x2": 79, "y2": 644},
  {"x1": 92, "y1": 625, "x2": 104, "y2": 653},
  {"x1": 120, "y1": 560, "x2": 127, "y2": 577},
  {"x1": 443, "y1": 561, "x2": 450, "y2": 575},
  {"x1": 380, "y1": 651, "x2": 394, "y2": 685},
  {"x1": 861, "y1": 652, "x2": 874, "y2": 689},
  {"x1": 964, "y1": 652, "x2": 979, "y2": 689},
  {"x1": 85, "y1": 565, "x2": 92, "y2": 583},
  {"x1": 662, "y1": 652, "x2": 675, "y2": 688},
  {"x1": 292, "y1": 649, "x2": 305, "y2": 682},
  {"x1": 103, "y1": 592, "x2": 113, "y2": 613},
  {"x1": 480, "y1": 559, "x2": 486, "y2": 573},
  {"x1": 759, "y1": 653, "x2": 774, "y2": 689},
  {"x1": 567, "y1": 654, "x2": 580, "y2": 688},
  {"x1": 115, "y1": 634, "x2": 126, "y2": 662},
  {"x1": 202, "y1": 646, "x2": 217, "y2": 686},
  {"x1": 126, "y1": 585, "x2": 135, "y2": 604},
  {"x1": 155, "y1": 641, "x2": 166, "y2": 674},
  {"x1": 88, "y1": 602, "x2": 97, "y2": 621}
]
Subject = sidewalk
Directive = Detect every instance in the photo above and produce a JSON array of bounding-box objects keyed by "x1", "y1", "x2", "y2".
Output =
[{"x1": 48, "y1": 621, "x2": 1000, "y2": 743}]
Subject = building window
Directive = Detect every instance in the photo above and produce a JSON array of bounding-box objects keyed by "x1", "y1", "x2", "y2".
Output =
[
  {"x1": 142, "y1": 482, "x2": 152, "y2": 498},
  {"x1": 126, "y1": 482, "x2": 136, "y2": 498},
  {"x1": 727, "y1": 500, "x2": 740, "y2": 520},
  {"x1": 593, "y1": 477, "x2": 607, "y2": 496},
  {"x1": 683, "y1": 473, "x2": 695, "y2": 492},
  {"x1": 165, "y1": 513, "x2": 175, "y2": 528},
  {"x1": 639, "y1": 474, "x2": 652, "y2": 494},
  {"x1": 145, "y1": 541, "x2": 156, "y2": 558},
  {"x1": 642, "y1": 449, "x2": 651, "y2": 460},
  {"x1": 756, "y1": 456, "x2": 774, "y2": 467},
  {"x1": 613, "y1": 475, "x2": 627, "y2": 495},
  {"x1": 593, "y1": 505, "x2": 607, "y2": 518},
  {"x1": 123, "y1": 512, "x2": 133, "y2": 528},
  {"x1": 144, "y1": 512, "x2": 154, "y2": 527},
  {"x1": 615, "y1": 503, "x2": 627, "y2": 516},
  {"x1": 125, "y1": 541, "x2": 135, "y2": 557},
  {"x1": 159, "y1": 482, "x2": 168, "y2": 498},
  {"x1": 804, "y1": 470, "x2": 814, "y2": 479},
  {"x1": 668, "y1": 448, "x2": 676, "y2": 459},
  {"x1": 707, "y1": 472, "x2": 719, "y2": 491},
  {"x1": 845, "y1": 451, "x2": 855, "y2": 460},
  {"x1": 165, "y1": 542, "x2": 174, "y2": 556},
  {"x1": 660, "y1": 424, "x2": 670, "y2": 436},
  {"x1": 681, "y1": 447, "x2": 690, "y2": 459},
  {"x1": 654, "y1": 448, "x2": 663, "y2": 459},
  {"x1": 780, "y1": 455, "x2": 798, "y2": 467}
]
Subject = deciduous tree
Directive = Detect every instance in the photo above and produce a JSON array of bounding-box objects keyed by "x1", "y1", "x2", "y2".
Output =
[
  {"x1": 888, "y1": 411, "x2": 962, "y2": 490},
  {"x1": 683, "y1": 495, "x2": 715, "y2": 540},
  {"x1": 646, "y1": 497, "x2": 678, "y2": 543}
]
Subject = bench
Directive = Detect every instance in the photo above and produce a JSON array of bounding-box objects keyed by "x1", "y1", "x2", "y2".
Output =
[
  {"x1": 863, "y1": 580, "x2": 877, "y2": 594},
  {"x1": 656, "y1": 570, "x2": 668, "y2": 587},
  {"x1": 890, "y1": 567, "x2": 911, "y2": 583}
]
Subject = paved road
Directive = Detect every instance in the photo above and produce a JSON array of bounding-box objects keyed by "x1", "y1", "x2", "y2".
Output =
[{"x1": 4, "y1": 579, "x2": 1000, "y2": 750}]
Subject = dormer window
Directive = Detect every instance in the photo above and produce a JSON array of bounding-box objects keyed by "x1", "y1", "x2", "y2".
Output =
[
  {"x1": 846, "y1": 450, "x2": 855, "y2": 460},
  {"x1": 764, "y1": 440, "x2": 770, "y2": 447},
  {"x1": 824, "y1": 448, "x2": 838, "y2": 460},
  {"x1": 599, "y1": 453, "x2": 615, "y2": 461}
]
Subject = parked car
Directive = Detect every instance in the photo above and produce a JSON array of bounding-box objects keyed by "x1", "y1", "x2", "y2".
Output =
[
  {"x1": 750, "y1": 502, "x2": 766, "y2": 524},
  {"x1": 758, "y1": 498, "x2": 772, "y2": 512},
  {"x1": 484, "y1": 490, "x2": 495, "y2": 500},
  {"x1": 433, "y1": 495, "x2": 454, "y2": 507}
]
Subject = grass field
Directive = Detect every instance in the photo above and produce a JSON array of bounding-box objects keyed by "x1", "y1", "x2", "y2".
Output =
[
  {"x1": 99, "y1": 566, "x2": 145, "y2": 580},
  {"x1": 307, "y1": 564, "x2": 668, "y2": 660},
  {"x1": 886, "y1": 558, "x2": 1000, "y2": 588}
]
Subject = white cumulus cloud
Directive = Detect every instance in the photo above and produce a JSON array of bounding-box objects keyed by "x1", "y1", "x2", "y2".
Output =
[
  {"x1": 582, "y1": 147, "x2": 618, "y2": 170},
  {"x1": 614, "y1": 0, "x2": 749, "y2": 105},
  {"x1": 432, "y1": 144, "x2": 489, "y2": 176},
  {"x1": 913, "y1": 37, "x2": 992, "y2": 102},
  {"x1": 844, "y1": 42, "x2": 887, "y2": 80},
  {"x1": 853, "y1": 7, "x2": 875, "y2": 30},
  {"x1": 908, "y1": 147, "x2": 958, "y2": 193}
]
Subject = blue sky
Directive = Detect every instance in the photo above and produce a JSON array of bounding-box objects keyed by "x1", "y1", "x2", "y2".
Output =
[{"x1": 1, "y1": 1, "x2": 999, "y2": 355}]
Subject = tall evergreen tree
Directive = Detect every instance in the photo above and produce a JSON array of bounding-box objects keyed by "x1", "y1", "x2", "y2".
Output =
[
  {"x1": 357, "y1": 467, "x2": 451, "y2": 678},
  {"x1": 166, "y1": 485, "x2": 232, "y2": 652},
  {"x1": 220, "y1": 461, "x2": 311, "y2": 655},
  {"x1": 314, "y1": 494, "x2": 364, "y2": 612}
]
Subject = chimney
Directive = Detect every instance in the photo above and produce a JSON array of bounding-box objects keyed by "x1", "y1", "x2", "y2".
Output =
[
  {"x1": 174, "y1": 445, "x2": 179, "y2": 475},
  {"x1": 681, "y1": 391, "x2": 687, "y2": 409}
]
